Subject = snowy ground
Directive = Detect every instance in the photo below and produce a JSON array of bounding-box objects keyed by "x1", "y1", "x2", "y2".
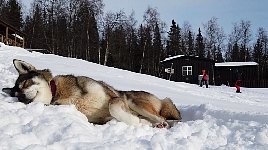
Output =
[{"x1": 0, "y1": 43, "x2": 268, "y2": 150}]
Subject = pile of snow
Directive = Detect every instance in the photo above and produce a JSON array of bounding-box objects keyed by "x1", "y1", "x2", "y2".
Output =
[{"x1": 0, "y1": 42, "x2": 268, "y2": 149}]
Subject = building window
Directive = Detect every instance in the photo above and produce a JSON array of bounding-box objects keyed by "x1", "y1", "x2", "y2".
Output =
[{"x1": 182, "y1": 66, "x2": 192, "y2": 76}]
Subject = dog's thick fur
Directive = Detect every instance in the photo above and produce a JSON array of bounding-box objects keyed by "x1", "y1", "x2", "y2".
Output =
[{"x1": 2, "y1": 59, "x2": 181, "y2": 128}]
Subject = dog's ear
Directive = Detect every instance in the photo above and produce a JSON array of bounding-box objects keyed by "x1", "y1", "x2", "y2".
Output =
[{"x1": 13, "y1": 59, "x2": 37, "y2": 74}]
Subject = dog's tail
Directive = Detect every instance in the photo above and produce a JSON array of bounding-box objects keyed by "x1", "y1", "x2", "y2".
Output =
[{"x1": 160, "y1": 98, "x2": 181, "y2": 121}]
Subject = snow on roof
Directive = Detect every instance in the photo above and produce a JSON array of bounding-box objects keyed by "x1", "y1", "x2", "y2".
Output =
[
  {"x1": 160, "y1": 55, "x2": 184, "y2": 63},
  {"x1": 215, "y1": 62, "x2": 258, "y2": 67},
  {"x1": 161, "y1": 55, "x2": 201, "y2": 63},
  {"x1": 12, "y1": 34, "x2": 23, "y2": 40}
]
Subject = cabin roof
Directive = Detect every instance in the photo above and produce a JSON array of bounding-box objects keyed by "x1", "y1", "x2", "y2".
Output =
[
  {"x1": 215, "y1": 62, "x2": 258, "y2": 67},
  {"x1": 0, "y1": 19, "x2": 26, "y2": 36},
  {"x1": 161, "y1": 55, "x2": 184, "y2": 62},
  {"x1": 161, "y1": 55, "x2": 213, "y2": 63}
]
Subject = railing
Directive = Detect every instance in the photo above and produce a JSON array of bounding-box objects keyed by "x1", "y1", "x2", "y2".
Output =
[{"x1": 0, "y1": 34, "x2": 24, "y2": 47}]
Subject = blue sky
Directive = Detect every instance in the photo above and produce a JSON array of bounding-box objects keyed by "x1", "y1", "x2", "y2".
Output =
[
  {"x1": 23, "y1": 0, "x2": 267, "y2": 37},
  {"x1": 103, "y1": 0, "x2": 268, "y2": 36}
]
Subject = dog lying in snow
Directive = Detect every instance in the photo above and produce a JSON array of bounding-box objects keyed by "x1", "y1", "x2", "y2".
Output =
[{"x1": 2, "y1": 59, "x2": 181, "y2": 128}]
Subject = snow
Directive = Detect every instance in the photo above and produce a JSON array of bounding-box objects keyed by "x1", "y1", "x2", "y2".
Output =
[
  {"x1": 11, "y1": 34, "x2": 24, "y2": 40},
  {"x1": 160, "y1": 55, "x2": 185, "y2": 62},
  {"x1": 215, "y1": 62, "x2": 258, "y2": 67},
  {"x1": 1, "y1": 42, "x2": 268, "y2": 149}
]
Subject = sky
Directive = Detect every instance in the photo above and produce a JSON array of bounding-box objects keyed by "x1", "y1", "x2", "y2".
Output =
[
  {"x1": 102, "y1": 0, "x2": 268, "y2": 36},
  {"x1": 22, "y1": 0, "x2": 267, "y2": 37}
]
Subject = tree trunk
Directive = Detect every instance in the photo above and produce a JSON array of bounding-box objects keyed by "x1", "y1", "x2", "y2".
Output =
[
  {"x1": 104, "y1": 39, "x2": 109, "y2": 66},
  {"x1": 139, "y1": 39, "x2": 147, "y2": 73}
]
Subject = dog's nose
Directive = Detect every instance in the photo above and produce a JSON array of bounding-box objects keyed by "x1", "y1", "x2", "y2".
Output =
[{"x1": 18, "y1": 94, "x2": 26, "y2": 99}]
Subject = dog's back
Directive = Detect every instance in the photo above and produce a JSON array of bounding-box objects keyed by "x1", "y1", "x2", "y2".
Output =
[{"x1": 52, "y1": 75, "x2": 119, "y2": 124}]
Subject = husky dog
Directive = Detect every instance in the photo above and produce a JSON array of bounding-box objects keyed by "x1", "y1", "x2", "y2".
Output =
[{"x1": 2, "y1": 59, "x2": 181, "y2": 128}]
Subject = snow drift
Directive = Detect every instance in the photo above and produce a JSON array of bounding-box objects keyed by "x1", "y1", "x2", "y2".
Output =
[{"x1": 0, "y1": 43, "x2": 268, "y2": 149}]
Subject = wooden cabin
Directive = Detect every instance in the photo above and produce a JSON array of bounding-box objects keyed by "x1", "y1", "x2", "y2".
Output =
[
  {"x1": 214, "y1": 62, "x2": 260, "y2": 87},
  {"x1": 0, "y1": 19, "x2": 25, "y2": 48},
  {"x1": 160, "y1": 56, "x2": 267, "y2": 87},
  {"x1": 160, "y1": 55, "x2": 215, "y2": 85}
]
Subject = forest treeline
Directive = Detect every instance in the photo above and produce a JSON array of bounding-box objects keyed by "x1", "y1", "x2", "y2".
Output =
[{"x1": 0, "y1": 0, "x2": 267, "y2": 79}]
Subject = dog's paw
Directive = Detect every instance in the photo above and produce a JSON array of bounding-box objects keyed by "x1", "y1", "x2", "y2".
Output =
[{"x1": 154, "y1": 122, "x2": 170, "y2": 128}]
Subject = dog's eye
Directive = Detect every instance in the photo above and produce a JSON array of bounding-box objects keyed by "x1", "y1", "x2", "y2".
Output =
[
  {"x1": 22, "y1": 80, "x2": 34, "y2": 88},
  {"x1": 19, "y1": 81, "x2": 25, "y2": 89}
]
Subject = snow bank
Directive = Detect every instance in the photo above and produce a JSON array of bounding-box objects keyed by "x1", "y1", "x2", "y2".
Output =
[{"x1": 1, "y1": 42, "x2": 268, "y2": 149}]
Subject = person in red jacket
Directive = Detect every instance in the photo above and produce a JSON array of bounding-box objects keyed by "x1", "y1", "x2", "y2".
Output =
[
  {"x1": 200, "y1": 73, "x2": 208, "y2": 88},
  {"x1": 235, "y1": 70, "x2": 242, "y2": 93}
]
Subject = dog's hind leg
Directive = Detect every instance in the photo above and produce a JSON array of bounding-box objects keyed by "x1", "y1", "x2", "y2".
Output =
[
  {"x1": 127, "y1": 100, "x2": 168, "y2": 128},
  {"x1": 109, "y1": 97, "x2": 152, "y2": 126}
]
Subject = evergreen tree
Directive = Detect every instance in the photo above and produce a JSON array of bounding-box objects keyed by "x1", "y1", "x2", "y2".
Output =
[
  {"x1": 24, "y1": 4, "x2": 46, "y2": 49},
  {"x1": 167, "y1": 20, "x2": 182, "y2": 56},
  {"x1": 125, "y1": 11, "x2": 138, "y2": 71},
  {"x1": 207, "y1": 49, "x2": 211, "y2": 59},
  {"x1": 111, "y1": 25, "x2": 127, "y2": 69},
  {"x1": 240, "y1": 44, "x2": 251, "y2": 62},
  {"x1": 186, "y1": 31, "x2": 194, "y2": 55},
  {"x1": 195, "y1": 28, "x2": 205, "y2": 58},
  {"x1": 142, "y1": 6, "x2": 163, "y2": 75},
  {"x1": 181, "y1": 22, "x2": 194, "y2": 56},
  {"x1": 127, "y1": 28, "x2": 139, "y2": 71},
  {"x1": 0, "y1": 0, "x2": 7, "y2": 16},
  {"x1": 17, "y1": 1, "x2": 268, "y2": 79},
  {"x1": 55, "y1": 14, "x2": 68, "y2": 56},
  {"x1": 103, "y1": 10, "x2": 127, "y2": 66},
  {"x1": 224, "y1": 43, "x2": 232, "y2": 62},
  {"x1": 253, "y1": 38, "x2": 264, "y2": 79},
  {"x1": 152, "y1": 22, "x2": 163, "y2": 76},
  {"x1": 230, "y1": 42, "x2": 240, "y2": 61},
  {"x1": 87, "y1": 11, "x2": 100, "y2": 63},
  {"x1": 215, "y1": 45, "x2": 224, "y2": 62},
  {"x1": 253, "y1": 39, "x2": 263, "y2": 64},
  {"x1": 2, "y1": 0, "x2": 23, "y2": 29},
  {"x1": 73, "y1": 1, "x2": 99, "y2": 62}
]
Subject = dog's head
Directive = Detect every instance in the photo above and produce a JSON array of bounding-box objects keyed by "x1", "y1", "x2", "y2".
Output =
[{"x1": 2, "y1": 59, "x2": 53, "y2": 104}]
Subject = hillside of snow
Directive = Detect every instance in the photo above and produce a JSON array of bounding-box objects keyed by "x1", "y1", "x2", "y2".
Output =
[{"x1": 0, "y1": 42, "x2": 268, "y2": 150}]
